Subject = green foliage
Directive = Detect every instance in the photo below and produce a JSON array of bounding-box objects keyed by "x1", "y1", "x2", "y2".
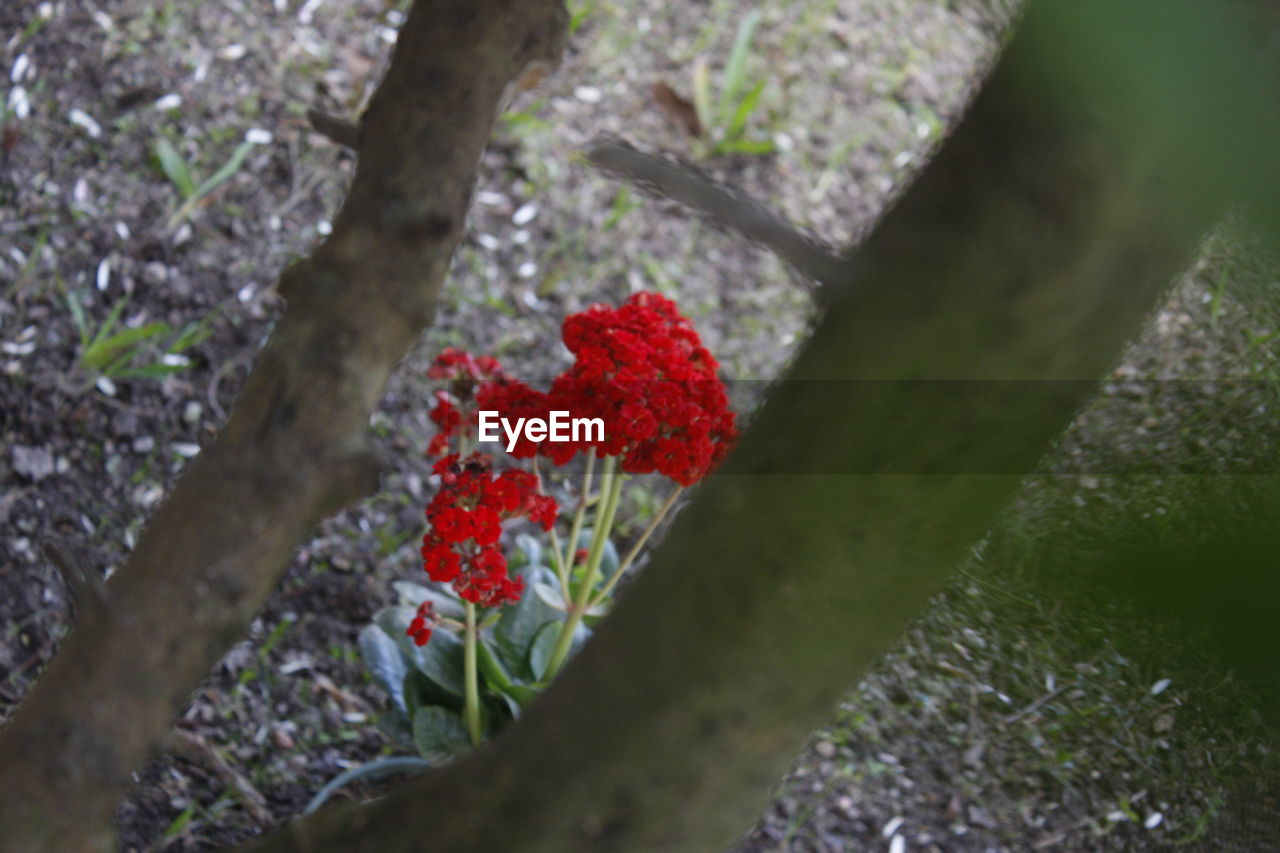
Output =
[
  {"x1": 152, "y1": 133, "x2": 257, "y2": 228},
  {"x1": 692, "y1": 10, "x2": 776, "y2": 158},
  {"x1": 567, "y1": 0, "x2": 595, "y2": 37},
  {"x1": 65, "y1": 291, "x2": 210, "y2": 384},
  {"x1": 357, "y1": 530, "x2": 616, "y2": 760}
]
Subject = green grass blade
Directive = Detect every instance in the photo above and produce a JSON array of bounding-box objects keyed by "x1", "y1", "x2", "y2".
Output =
[
  {"x1": 166, "y1": 318, "x2": 212, "y2": 354},
  {"x1": 720, "y1": 9, "x2": 762, "y2": 123},
  {"x1": 191, "y1": 140, "x2": 254, "y2": 203},
  {"x1": 64, "y1": 291, "x2": 90, "y2": 345},
  {"x1": 155, "y1": 138, "x2": 196, "y2": 199},
  {"x1": 83, "y1": 297, "x2": 128, "y2": 357},
  {"x1": 726, "y1": 77, "x2": 767, "y2": 139},
  {"x1": 83, "y1": 322, "x2": 169, "y2": 371},
  {"x1": 691, "y1": 57, "x2": 713, "y2": 133},
  {"x1": 714, "y1": 136, "x2": 776, "y2": 156}
]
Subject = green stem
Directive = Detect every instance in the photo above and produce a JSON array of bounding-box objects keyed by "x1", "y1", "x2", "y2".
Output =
[
  {"x1": 563, "y1": 450, "x2": 596, "y2": 571},
  {"x1": 544, "y1": 456, "x2": 623, "y2": 678},
  {"x1": 589, "y1": 485, "x2": 683, "y2": 609},
  {"x1": 546, "y1": 525, "x2": 573, "y2": 604},
  {"x1": 532, "y1": 457, "x2": 573, "y2": 604},
  {"x1": 462, "y1": 602, "x2": 482, "y2": 746}
]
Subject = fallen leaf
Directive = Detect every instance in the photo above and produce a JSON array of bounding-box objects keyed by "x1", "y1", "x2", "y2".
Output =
[{"x1": 652, "y1": 80, "x2": 702, "y2": 138}]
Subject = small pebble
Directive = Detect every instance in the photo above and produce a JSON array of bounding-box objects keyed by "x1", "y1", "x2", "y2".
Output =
[{"x1": 512, "y1": 202, "x2": 538, "y2": 226}]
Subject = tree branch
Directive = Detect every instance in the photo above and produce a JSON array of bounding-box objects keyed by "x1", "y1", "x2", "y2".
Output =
[
  {"x1": 0, "y1": 2, "x2": 567, "y2": 850},
  {"x1": 586, "y1": 139, "x2": 849, "y2": 288}
]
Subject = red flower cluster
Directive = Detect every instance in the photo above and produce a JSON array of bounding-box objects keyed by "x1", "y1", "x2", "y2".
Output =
[
  {"x1": 476, "y1": 293, "x2": 737, "y2": 485},
  {"x1": 411, "y1": 293, "x2": 735, "y2": 640},
  {"x1": 415, "y1": 453, "x2": 557, "y2": 633},
  {"x1": 552, "y1": 292, "x2": 737, "y2": 485},
  {"x1": 426, "y1": 348, "x2": 509, "y2": 457},
  {"x1": 407, "y1": 600, "x2": 438, "y2": 647}
]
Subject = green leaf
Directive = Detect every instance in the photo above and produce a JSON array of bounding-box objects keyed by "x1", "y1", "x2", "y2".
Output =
[
  {"x1": 372, "y1": 605, "x2": 465, "y2": 696},
  {"x1": 191, "y1": 140, "x2": 254, "y2": 202},
  {"x1": 720, "y1": 10, "x2": 763, "y2": 122},
  {"x1": 82, "y1": 296, "x2": 128, "y2": 358},
  {"x1": 532, "y1": 580, "x2": 568, "y2": 611},
  {"x1": 64, "y1": 292, "x2": 90, "y2": 343},
  {"x1": 726, "y1": 78, "x2": 767, "y2": 140},
  {"x1": 392, "y1": 580, "x2": 466, "y2": 620},
  {"x1": 529, "y1": 621, "x2": 560, "y2": 682},
  {"x1": 414, "y1": 627, "x2": 466, "y2": 697},
  {"x1": 155, "y1": 137, "x2": 196, "y2": 198},
  {"x1": 166, "y1": 319, "x2": 212, "y2": 354},
  {"x1": 715, "y1": 137, "x2": 777, "y2": 156},
  {"x1": 358, "y1": 624, "x2": 409, "y2": 717},
  {"x1": 530, "y1": 620, "x2": 593, "y2": 681},
  {"x1": 492, "y1": 565, "x2": 561, "y2": 679},
  {"x1": 513, "y1": 533, "x2": 542, "y2": 568},
  {"x1": 476, "y1": 634, "x2": 515, "y2": 691},
  {"x1": 82, "y1": 322, "x2": 169, "y2": 371},
  {"x1": 403, "y1": 668, "x2": 459, "y2": 719},
  {"x1": 162, "y1": 805, "x2": 196, "y2": 840},
  {"x1": 411, "y1": 706, "x2": 471, "y2": 761},
  {"x1": 478, "y1": 636, "x2": 540, "y2": 709},
  {"x1": 373, "y1": 604, "x2": 418, "y2": 640}
]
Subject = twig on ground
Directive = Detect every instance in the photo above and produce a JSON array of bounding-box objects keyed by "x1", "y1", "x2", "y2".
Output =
[{"x1": 174, "y1": 729, "x2": 275, "y2": 827}]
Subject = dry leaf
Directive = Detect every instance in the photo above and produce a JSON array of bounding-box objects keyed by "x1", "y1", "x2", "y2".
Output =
[{"x1": 652, "y1": 80, "x2": 702, "y2": 138}]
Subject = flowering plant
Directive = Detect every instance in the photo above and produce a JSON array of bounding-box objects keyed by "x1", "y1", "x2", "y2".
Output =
[{"x1": 358, "y1": 292, "x2": 736, "y2": 761}]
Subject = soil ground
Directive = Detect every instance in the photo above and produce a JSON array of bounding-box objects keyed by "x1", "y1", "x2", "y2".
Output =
[{"x1": 2, "y1": 1, "x2": 1278, "y2": 851}]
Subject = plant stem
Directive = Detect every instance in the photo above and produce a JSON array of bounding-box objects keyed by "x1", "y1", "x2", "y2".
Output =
[
  {"x1": 546, "y1": 525, "x2": 573, "y2": 604},
  {"x1": 563, "y1": 450, "x2": 596, "y2": 571},
  {"x1": 532, "y1": 457, "x2": 574, "y2": 603},
  {"x1": 589, "y1": 485, "x2": 683, "y2": 609},
  {"x1": 462, "y1": 602, "x2": 482, "y2": 746},
  {"x1": 544, "y1": 455, "x2": 622, "y2": 678}
]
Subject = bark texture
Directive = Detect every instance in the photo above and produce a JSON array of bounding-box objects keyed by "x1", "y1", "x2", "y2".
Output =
[
  {"x1": 0, "y1": 2, "x2": 567, "y2": 851},
  {"x1": 234, "y1": 2, "x2": 1265, "y2": 852}
]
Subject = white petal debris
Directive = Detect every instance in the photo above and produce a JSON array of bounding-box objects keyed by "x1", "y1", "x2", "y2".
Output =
[
  {"x1": 512, "y1": 202, "x2": 538, "y2": 226},
  {"x1": 297, "y1": 0, "x2": 325, "y2": 25},
  {"x1": 8, "y1": 86, "x2": 30, "y2": 120},
  {"x1": 69, "y1": 108, "x2": 102, "y2": 138},
  {"x1": 11, "y1": 54, "x2": 31, "y2": 84},
  {"x1": 1150, "y1": 678, "x2": 1172, "y2": 696}
]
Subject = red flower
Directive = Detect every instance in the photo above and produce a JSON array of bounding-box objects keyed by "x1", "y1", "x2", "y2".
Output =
[
  {"x1": 407, "y1": 600, "x2": 439, "y2": 647},
  {"x1": 425, "y1": 349, "x2": 511, "y2": 458},
  {"x1": 418, "y1": 452, "x2": 558, "y2": 609},
  {"x1": 544, "y1": 292, "x2": 737, "y2": 484}
]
